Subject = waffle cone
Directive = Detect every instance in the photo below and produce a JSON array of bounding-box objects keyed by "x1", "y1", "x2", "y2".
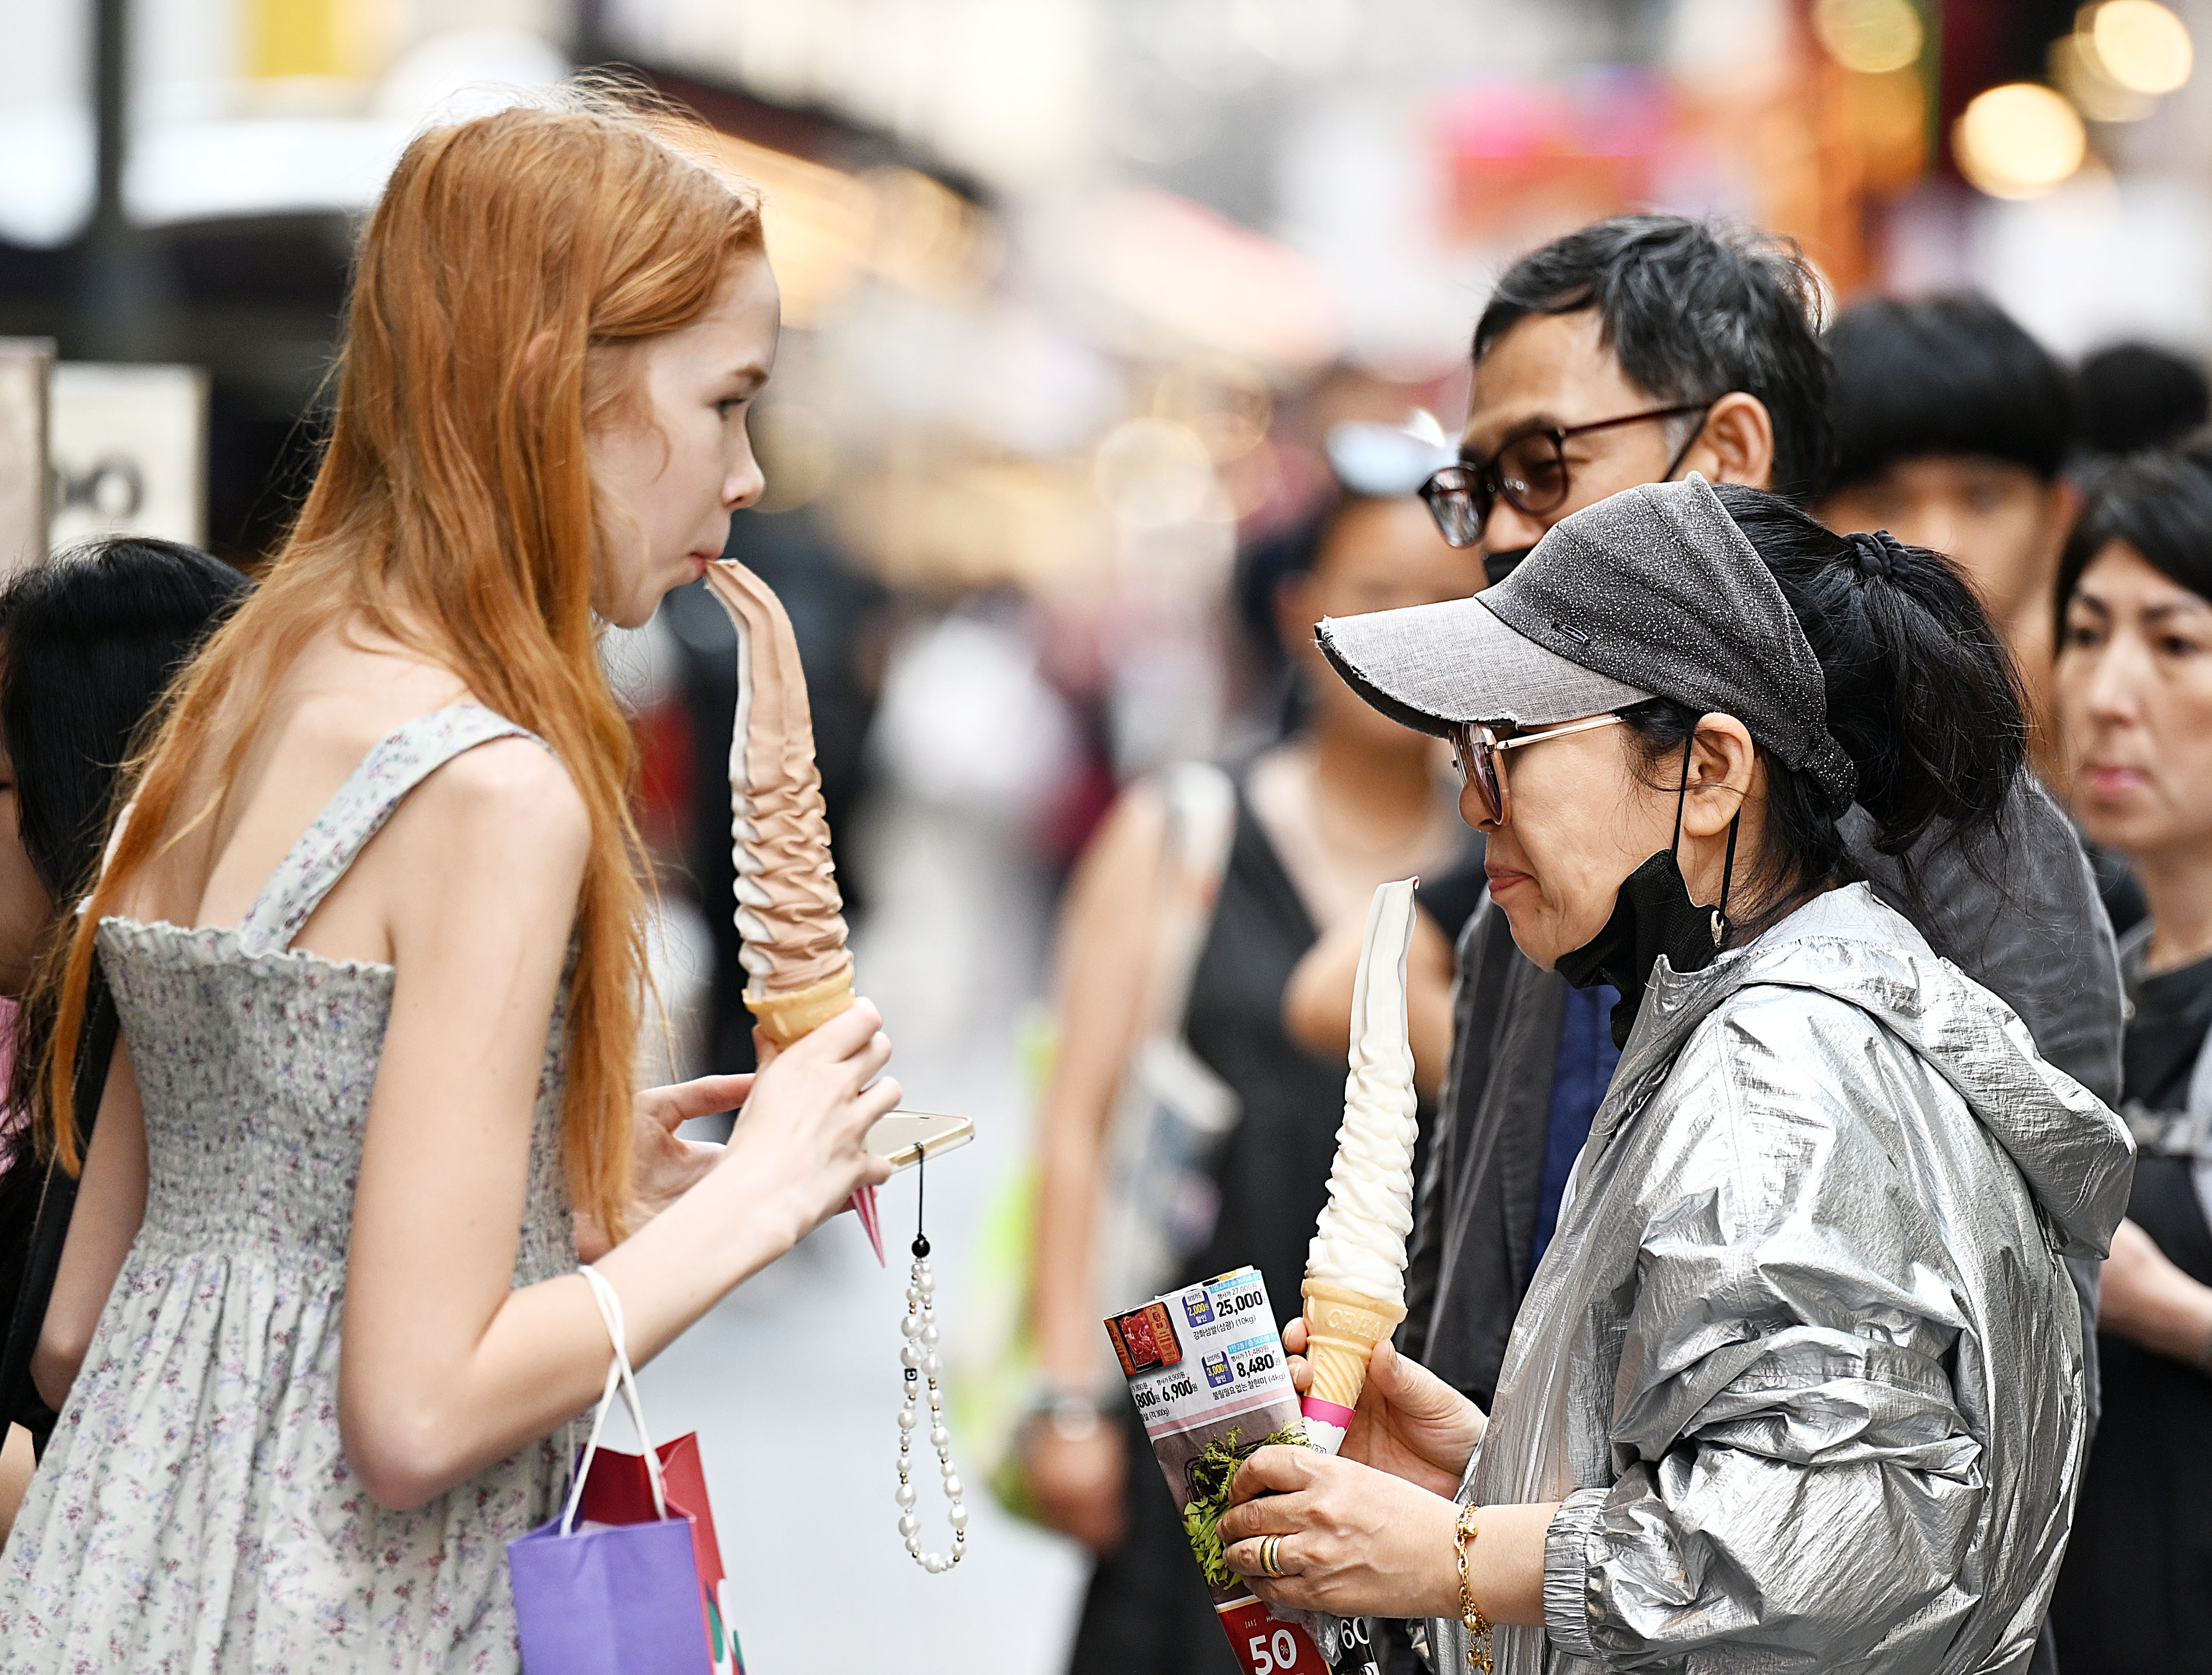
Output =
[
  {"x1": 1301, "y1": 1277, "x2": 1406, "y2": 1412},
  {"x1": 745, "y1": 962, "x2": 855, "y2": 1048}
]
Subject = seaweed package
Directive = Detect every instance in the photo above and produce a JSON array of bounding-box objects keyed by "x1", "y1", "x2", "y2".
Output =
[{"x1": 1104, "y1": 1268, "x2": 1331, "y2": 1675}]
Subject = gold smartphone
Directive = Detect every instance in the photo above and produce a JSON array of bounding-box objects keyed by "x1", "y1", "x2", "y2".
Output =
[{"x1": 864, "y1": 1111, "x2": 974, "y2": 1171}]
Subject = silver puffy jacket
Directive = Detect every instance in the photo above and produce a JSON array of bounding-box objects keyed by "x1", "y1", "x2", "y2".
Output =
[{"x1": 1426, "y1": 884, "x2": 2133, "y2": 1674}]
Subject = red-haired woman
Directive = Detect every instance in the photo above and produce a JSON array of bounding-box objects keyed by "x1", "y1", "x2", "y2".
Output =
[{"x1": 0, "y1": 96, "x2": 897, "y2": 1667}]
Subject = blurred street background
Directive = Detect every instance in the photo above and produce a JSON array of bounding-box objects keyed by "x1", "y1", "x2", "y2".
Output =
[{"x1": 3, "y1": 1, "x2": 2209, "y2": 1668}]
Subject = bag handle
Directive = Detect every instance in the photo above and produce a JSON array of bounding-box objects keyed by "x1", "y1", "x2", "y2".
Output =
[
  {"x1": 557, "y1": 1264, "x2": 672, "y2": 1536},
  {"x1": 1141, "y1": 762, "x2": 1237, "y2": 1037}
]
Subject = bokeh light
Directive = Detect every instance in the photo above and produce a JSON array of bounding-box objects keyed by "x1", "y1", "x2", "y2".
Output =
[
  {"x1": 1954, "y1": 82, "x2": 2089, "y2": 199},
  {"x1": 2088, "y1": 1, "x2": 2194, "y2": 96},
  {"x1": 1813, "y1": 0, "x2": 1925, "y2": 76},
  {"x1": 2052, "y1": 31, "x2": 2158, "y2": 121},
  {"x1": 1092, "y1": 418, "x2": 1220, "y2": 528}
]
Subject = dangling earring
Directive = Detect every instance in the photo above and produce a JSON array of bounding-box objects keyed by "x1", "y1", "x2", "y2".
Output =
[{"x1": 896, "y1": 1154, "x2": 967, "y2": 1572}]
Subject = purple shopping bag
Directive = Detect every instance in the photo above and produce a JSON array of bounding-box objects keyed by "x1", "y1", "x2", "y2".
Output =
[
  {"x1": 510, "y1": 1514, "x2": 706, "y2": 1674},
  {"x1": 509, "y1": 1267, "x2": 715, "y2": 1674}
]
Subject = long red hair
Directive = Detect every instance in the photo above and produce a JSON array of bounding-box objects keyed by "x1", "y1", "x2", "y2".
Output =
[{"x1": 44, "y1": 95, "x2": 764, "y2": 1245}]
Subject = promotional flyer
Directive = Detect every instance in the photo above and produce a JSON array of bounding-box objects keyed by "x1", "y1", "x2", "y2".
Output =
[{"x1": 1105, "y1": 1267, "x2": 1332, "y2": 1675}]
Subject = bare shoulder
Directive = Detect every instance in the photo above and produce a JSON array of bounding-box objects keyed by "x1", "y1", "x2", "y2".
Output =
[
  {"x1": 1054, "y1": 778, "x2": 1177, "y2": 980},
  {"x1": 347, "y1": 734, "x2": 589, "y2": 963},
  {"x1": 398, "y1": 735, "x2": 588, "y2": 864},
  {"x1": 1073, "y1": 778, "x2": 1171, "y2": 892}
]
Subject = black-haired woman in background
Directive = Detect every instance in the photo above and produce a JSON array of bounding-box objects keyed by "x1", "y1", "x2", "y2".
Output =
[
  {"x1": 0, "y1": 538, "x2": 249, "y2": 1537},
  {"x1": 2049, "y1": 445, "x2": 2212, "y2": 1673},
  {"x1": 1028, "y1": 488, "x2": 1481, "y2": 1675},
  {"x1": 1210, "y1": 479, "x2": 2130, "y2": 1675}
]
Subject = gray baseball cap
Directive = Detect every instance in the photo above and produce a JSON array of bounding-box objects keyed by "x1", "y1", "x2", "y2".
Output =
[{"x1": 1317, "y1": 475, "x2": 1858, "y2": 814}]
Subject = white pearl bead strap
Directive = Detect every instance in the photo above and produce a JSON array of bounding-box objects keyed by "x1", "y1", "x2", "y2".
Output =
[{"x1": 898, "y1": 1166, "x2": 966, "y2": 1573}]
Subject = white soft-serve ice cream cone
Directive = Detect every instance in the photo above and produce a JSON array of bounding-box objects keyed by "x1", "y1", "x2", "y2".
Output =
[{"x1": 1300, "y1": 879, "x2": 1422, "y2": 1455}]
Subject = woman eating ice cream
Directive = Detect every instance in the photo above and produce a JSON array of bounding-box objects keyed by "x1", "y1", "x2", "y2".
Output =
[
  {"x1": 1, "y1": 93, "x2": 897, "y2": 1666},
  {"x1": 1214, "y1": 478, "x2": 2132, "y2": 1674}
]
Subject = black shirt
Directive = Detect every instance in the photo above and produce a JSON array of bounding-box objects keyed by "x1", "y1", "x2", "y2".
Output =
[
  {"x1": 2052, "y1": 922, "x2": 2212, "y2": 1675},
  {"x1": 2122, "y1": 940, "x2": 2212, "y2": 1111}
]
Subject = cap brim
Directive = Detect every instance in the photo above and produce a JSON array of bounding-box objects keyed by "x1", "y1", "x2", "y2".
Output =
[{"x1": 1317, "y1": 594, "x2": 1653, "y2": 736}]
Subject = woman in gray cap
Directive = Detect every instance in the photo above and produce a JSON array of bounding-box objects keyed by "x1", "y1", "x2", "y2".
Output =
[{"x1": 1214, "y1": 476, "x2": 2133, "y2": 1674}]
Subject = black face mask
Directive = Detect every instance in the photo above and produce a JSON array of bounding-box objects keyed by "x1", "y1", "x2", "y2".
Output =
[
  {"x1": 1553, "y1": 739, "x2": 1739, "y2": 1048},
  {"x1": 1483, "y1": 546, "x2": 1534, "y2": 587}
]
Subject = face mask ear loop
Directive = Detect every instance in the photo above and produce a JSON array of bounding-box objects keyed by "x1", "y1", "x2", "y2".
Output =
[
  {"x1": 1714, "y1": 813, "x2": 1741, "y2": 946},
  {"x1": 1670, "y1": 734, "x2": 1694, "y2": 857}
]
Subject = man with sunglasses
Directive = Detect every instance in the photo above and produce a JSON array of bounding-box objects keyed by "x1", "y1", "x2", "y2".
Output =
[
  {"x1": 1363, "y1": 214, "x2": 2121, "y2": 1675},
  {"x1": 1421, "y1": 215, "x2": 1833, "y2": 585}
]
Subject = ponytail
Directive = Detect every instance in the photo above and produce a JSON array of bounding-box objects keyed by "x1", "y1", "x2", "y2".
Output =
[{"x1": 1623, "y1": 484, "x2": 2024, "y2": 917}]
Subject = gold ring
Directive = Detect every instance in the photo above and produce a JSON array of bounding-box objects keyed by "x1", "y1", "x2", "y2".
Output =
[{"x1": 1260, "y1": 1534, "x2": 1286, "y2": 1578}]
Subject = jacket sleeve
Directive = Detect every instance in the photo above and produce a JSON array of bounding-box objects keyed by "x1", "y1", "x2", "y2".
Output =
[{"x1": 1542, "y1": 1001, "x2": 1988, "y2": 1670}]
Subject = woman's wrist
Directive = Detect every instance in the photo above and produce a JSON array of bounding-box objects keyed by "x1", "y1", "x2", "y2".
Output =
[
  {"x1": 1032, "y1": 1319, "x2": 1105, "y2": 1394},
  {"x1": 1452, "y1": 1501, "x2": 1499, "y2": 1662},
  {"x1": 1024, "y1": 1388, "x2": 1110, "y2": 1443},
  {"x1": 1448, "y1": 1406, "x2": 1486, "y2": 1474},
  {"x1": 646, "y1": 1156, "x2": 805, "y2": 1287},
  {"x1": 1412, "y1": 1491, "x2": 1473, "y2": 1618}
]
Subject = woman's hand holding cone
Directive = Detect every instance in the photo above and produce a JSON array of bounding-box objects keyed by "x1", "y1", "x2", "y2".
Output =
[
  {"x1": 719, "y1": 999, "x2": 898, "y2": 1251},
  {"x1": 1283, "y1": 1316, "x2": 1484, "y2": 1497}
]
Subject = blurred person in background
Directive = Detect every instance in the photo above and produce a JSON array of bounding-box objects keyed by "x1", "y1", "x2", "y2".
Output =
[
  {"x1": 1025, "y1": 486, "x2": 1480, "y2": 1675},
  {"x1": 1374, "y1": 218, "x2": 2119, "y2": 1675},
  {"x1": 0, "y1": 539, "x2": 249, "y2": 1546},
  {"x1": 1816, "y1": 294, "x2": 2079, "y2": 782},
  {"x1": 1274, "y1": 418, "x2": 1491, "y2": 1078},
  {"x1": 2077, "y1": 341, "x2": 2211, "y2": 462},
  {"x1": 2067, "y1": 343, "x2": 2209, "y2": 940},
  {"x1": 2049, "y1": 444, "x2": 2212, "y2": 1671}
]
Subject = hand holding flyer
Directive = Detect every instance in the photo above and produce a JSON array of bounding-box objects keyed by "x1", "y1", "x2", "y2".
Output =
[{"x1": 1105, "y1": 1270, "x2": 1331, "y2": 1675}]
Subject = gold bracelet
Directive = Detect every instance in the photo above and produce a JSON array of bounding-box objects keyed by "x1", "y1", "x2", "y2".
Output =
[{"x1": 1454, "y1": 1501, "x2": 1494, "y2": 1673}]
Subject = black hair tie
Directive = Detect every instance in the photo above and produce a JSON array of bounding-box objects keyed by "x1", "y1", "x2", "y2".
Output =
[{"x1": 1849, "y1": 529, "x2": 1904, "y2": 582}]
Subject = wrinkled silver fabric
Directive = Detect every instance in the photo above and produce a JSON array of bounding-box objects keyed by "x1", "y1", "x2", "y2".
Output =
[{"x1": 1425, "y1": 885, "x2": 2133, "y2": 1674}]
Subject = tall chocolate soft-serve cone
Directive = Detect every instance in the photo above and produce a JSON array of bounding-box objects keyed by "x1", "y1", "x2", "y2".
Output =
[
  {"x1": 702, "y1": 560, "x2": 855, "y2": 1046},
  {"x1": 701, "y1": 559, "x2": 879, "y2": 1260},
  {"x1": 1300, "y1": 878, "x2": 1420, "y2": 1455}
]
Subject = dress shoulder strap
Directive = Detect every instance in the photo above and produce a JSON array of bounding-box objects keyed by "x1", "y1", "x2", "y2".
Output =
[{"x1": 236, "y1": 703, "x2": 549, "y2": 954}]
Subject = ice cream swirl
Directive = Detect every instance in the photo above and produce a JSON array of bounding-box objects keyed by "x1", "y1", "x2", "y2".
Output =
[
  {"x1": 1306, "y1": 879, "x2": 1421, "y2": 1303},
  {"x1": 703, "y1": 560, "x2": 852, "y2": 998}
]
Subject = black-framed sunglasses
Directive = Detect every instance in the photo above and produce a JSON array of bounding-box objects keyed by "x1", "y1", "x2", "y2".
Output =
[
  {"x1": 1448, "y1": 713, "x2": 1626, "y2": 828},
  {"x1": 1418, "y1": 403, "x2": 1713, "y2": 549}
]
